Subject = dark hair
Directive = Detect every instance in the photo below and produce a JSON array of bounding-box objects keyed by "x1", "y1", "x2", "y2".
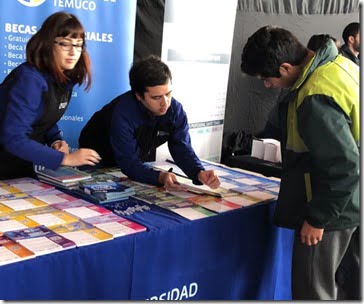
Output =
[
  {"x1": 240, "y1": 26, "x2": 308, "y2": 78},
  {"x1": 26, "y1": 11, "x2": 92, "y2": 90},
  {"x1": 129, "y1": 55, "x2": 172, "y2": 95},
  {"x1": 307, "y1": 34, "x2": 338, "y2": 52},
  {"x1": 342, "y1": 22, "x2": 360, "y2": 45}
]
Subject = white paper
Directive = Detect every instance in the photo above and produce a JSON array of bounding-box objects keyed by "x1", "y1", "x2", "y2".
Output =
[
  {"x1": 64, "y1": 207, "x2": 101, "y2": 219},
  {"x1": 251, "y1": 139, "x2": 265, "y2": 159},
  {"x1": 34, "y1": 195, "x2": 67, "y2": 204},
  {"x1": 59, "y1": 231, "x2": 99, "y2": 246},
  {"x1": 172, "y1": 207, "x2": 209, "y2": 220},
  {"x1": 0, "y1": 220, "x2": 28, "y2": 233},
  {"x1": 1, "y1": 199, "x2": 35, "y2": 211},
  {"x1": 95, "y1": 222, "x2": 135, "y2": 237},
  {"x1": 11, "y1": 183, "x2": 43, "y2": 192},
  {"x1": 19, "y1": 237, "x2": 62, "y2": 255},
  {"x1": 0, "y1": 188, "x2": 10, "y2": 195},
  {"x1": 27, "y1": 213, "x2": 66, "y2": 227}
]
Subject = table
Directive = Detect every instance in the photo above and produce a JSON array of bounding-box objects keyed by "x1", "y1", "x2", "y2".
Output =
[
  {"x1": 224, "y1": 155, "x2": 282, "y2": 178},
  {"x1": 0, "y1": 199, "x2": 294, "y2": 300}
]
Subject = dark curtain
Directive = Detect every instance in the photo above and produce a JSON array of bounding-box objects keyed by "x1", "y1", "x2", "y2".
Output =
[{"x1": 134, "y1": 0, "x2": 165, "y2": 61}]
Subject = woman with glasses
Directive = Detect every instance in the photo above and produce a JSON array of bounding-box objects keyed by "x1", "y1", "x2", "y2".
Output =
[{"x1": 0, "y1": 11, "x2": 101, "y2": 179}]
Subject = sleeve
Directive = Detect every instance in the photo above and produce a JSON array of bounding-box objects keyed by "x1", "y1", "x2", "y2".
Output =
[
  {"x1": 110, "y1": 105, "x2": 160, "y2": 185},
  {"x1": 167, "y1": 101, "x2": 205, "y2": 183},
  {"x1": 1, "y1": 71, "x2": 64, "y2": 169},
  {"x1": 45, "y1": 124, "x2": 63, "y2": 146},
  {"x1": 297, "y1": 96, "x2": 360, "y2": 228}
]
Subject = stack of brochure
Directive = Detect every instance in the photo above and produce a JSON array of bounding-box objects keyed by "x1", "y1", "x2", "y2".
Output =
[
  {"x1": 2, "y1": 177, "x2": 54, "y2": 194},
  {"x1": 74, "y1": 173, "x2": 135, "y2": 204},
  {"x1": 0, "y1": 235, "x2": 36, "y2": 266},
  {"x1": 251, "y1": 138, "x2": 282, "y2": 163},
  {"x1": 50, "y1": 221, "x2": 114, "y2": 247},
  {"x1": 35, "y1": 166, "x2": 92, "y2": 189},
  {"x1": 4, "y1": 225, "x2": 76, "y2": 256},
  {"x1": 83, "y1": 213, "x2": 147, "y2": 237}
]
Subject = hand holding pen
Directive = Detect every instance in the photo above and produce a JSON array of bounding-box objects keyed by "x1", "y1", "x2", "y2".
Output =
[{"x1": 158, "y1": 167, "x2": 183, "y2": 191}]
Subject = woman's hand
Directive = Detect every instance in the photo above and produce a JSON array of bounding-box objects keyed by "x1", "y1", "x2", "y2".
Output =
[
  {"x1": 51, "y1": 140, "x2": 69, "y2": 154},
  {"x1": 61, "y1": 148, "x2": 101, "y2": 166}
]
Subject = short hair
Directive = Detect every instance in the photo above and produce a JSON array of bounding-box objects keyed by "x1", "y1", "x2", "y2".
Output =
[
  {"x1": 129, "y1": 55, "x2": 172, "y2": 95},
  {"x1": 241, "y1": 26, "x2": 308, "y2": 78},
  {"x1": 342, "y1": 22, "x2": 360, "y2": 45},
  {"x1": 307, "y1": 34, "x2": 338, "y2": 52},
  {"x1": 26, "y1": 12, "x2": 92, "y2": 90}
]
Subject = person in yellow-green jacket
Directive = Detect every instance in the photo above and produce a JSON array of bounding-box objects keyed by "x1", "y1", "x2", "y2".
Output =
[{"x1": 240, "y1": 26, "x2": 359, "y2": 300}]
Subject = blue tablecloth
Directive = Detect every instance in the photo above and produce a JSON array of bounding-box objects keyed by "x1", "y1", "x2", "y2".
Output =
[{"x1": 0, "y1": 200, "x2": 294, "y2": 300}]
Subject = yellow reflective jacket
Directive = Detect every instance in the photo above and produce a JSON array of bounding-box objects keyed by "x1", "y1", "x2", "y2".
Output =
[{"x1": 274, "y1": 40, "x2": 360, "y2": 231}]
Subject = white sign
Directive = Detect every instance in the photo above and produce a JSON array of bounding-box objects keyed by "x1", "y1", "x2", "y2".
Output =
[{"x1": 157, "y1": 0, "x2": 237, "y2": 163}]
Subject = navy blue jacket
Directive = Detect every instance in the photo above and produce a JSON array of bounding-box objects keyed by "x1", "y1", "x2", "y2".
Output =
[
  {"x1": 0, "y1": 63, "x2": 72, "y2": 176},
  {"x1": 79, "y1": 91, "x2": 205, "y2": 185}
]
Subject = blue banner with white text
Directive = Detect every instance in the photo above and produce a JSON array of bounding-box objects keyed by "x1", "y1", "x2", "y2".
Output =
[{"x1": 0, "y1": 0, "x2": 136, "y2": 150}]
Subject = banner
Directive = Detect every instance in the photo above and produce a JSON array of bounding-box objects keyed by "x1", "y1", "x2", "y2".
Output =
[
  {"x1": 157, "y1": 0, "x2": 236, "y2": 163},
  {"x1": 0, "y1": 0, "x2": 137, "y2": 150}
]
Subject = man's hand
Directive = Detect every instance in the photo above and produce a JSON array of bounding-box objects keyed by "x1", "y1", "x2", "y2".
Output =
[
  {"x1": 158, "y1": 171, "x2": 183, "y2": 191},
  {"x1": 300, "y1": 220, "x2": 324, "y2": 246},
  {"x1": 198, "y1": 170, "x2": 220, "y2": 189}
]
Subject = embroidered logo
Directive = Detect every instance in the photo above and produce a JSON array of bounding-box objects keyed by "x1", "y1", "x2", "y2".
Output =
[
  {"x1": 59, "y1": 102, "x2": 68, "y2": 110},
  {"x1": 17, "y1": 0, "x2": 46, "y2": 7}
]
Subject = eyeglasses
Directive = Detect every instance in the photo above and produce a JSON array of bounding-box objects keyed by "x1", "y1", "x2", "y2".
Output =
[{"x1": 54, "y1": 41, "x2": 85, "y2": 52}]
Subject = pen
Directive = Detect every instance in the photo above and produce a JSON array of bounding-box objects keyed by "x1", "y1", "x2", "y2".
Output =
[{"x1": 167, "y1": 167, "x2": 181, "y2": 186}]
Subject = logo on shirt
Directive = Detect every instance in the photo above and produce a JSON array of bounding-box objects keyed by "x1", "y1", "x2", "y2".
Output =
[
  {"x1": 157, "y1": 131, "x2": 170, "y2": 137},
  {"x1": 17, "y1": 0, "x2": 46, "y2": 7},
  {"x1": 59, "y1": 102, "x2": 68, "y2": 110}
]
